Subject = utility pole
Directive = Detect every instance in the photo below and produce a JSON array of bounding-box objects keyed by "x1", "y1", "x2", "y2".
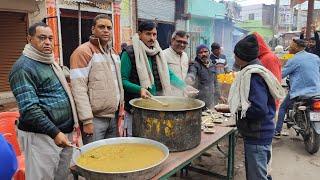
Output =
[
  {"x1": 306, "y1": 0, "x2": 315, "y2": 39},
  {"x1": 272, "y1": 0, "x2": 280, "y2": 49},
  {"x1": 274, "y1": 0, "x2": 280, "y2": 34}
]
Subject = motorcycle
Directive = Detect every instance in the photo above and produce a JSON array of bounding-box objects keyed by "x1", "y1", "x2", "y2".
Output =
[{"x1": 283, "y1": 80, "x2": 320, "y2": 154}]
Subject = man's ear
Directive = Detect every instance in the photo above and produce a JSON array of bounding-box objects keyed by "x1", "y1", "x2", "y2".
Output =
[
  {"x1": 170, "y1": 38, "x2": 174, "y2": 45},
  {"x1": 27, "y1": 35, "x2": 32, "y2": 43},
  {"x1": 91, "y1": 26, "x2": 95, "y2": 34}
]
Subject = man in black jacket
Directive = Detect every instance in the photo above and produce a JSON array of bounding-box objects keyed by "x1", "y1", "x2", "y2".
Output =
[{"x1": 300, "y1": 25, "x2": 320, "y2": 57}]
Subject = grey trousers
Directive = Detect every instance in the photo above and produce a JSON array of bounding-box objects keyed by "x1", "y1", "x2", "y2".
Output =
[
  {"x1": 82, "y1": 117, "x2": 117, "y2": 144},
  {"x1": 18, "y1": 130, "x2": 73, "y2": 180}
]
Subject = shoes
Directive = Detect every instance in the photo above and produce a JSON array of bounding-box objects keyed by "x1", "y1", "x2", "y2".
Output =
[
  {"x1": 281, "y1": 131, "x2": 289, "y2": 136},
  {"x1": 274, "y1": 132, "x2": 281, "y2": 139}
]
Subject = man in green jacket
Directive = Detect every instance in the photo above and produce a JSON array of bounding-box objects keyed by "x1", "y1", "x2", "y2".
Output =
[{"x1": 121, "y1": 20, "x2": 195, "y2": 136}]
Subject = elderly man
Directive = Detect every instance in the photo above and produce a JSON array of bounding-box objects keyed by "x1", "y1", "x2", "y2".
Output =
[
  {"x1": 70, "y1": 14, "x2": 124, "y2": 144},
  {"x1": 163, "y1": 30, "x2": 189, "y2": 96},
  {"x1": 186, "y1": 44, "x2": 223, "y2": 108},
  {"x1": 121, "y1": 21, "x2": 195, "y2": 136},
  {"x1": 9, "y1": 22, "x2": 78, "y2": 179}
]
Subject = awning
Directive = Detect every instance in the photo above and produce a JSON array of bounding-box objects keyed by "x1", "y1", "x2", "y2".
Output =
[
  {"x1": 63, "y1": 0, "x2": 94, "y2": 4},
  {"x1": 293, "y1": 1, "x2": 320, "y2": 10},
  {"x1": 87, "y1": 0, "x2": 114, "y2": 3},
  {"x1": 0, "y1": 0, "x2": 37, "y2": 12}
]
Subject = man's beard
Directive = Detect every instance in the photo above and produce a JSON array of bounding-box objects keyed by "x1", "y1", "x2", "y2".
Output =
[
  {"x1": 200, "y1": 56, "x2": 209, "y2": 62},
  {"x1": 200, "y1": 56, "x2": 210, "y2": 67}
]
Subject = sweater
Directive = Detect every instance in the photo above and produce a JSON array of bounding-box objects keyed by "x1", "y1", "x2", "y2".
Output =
[
  {"x1": 237, "y1": 73, "x2": 276, "y2": 145},
  {"x1": 9, "y1": 55, "x2": 74, "y2": 139}
]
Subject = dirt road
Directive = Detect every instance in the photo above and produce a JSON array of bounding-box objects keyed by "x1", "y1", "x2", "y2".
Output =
[
  {"x1": 175, "y1": 127, "x2": 320, "y2": 180},
  {"x1": 271, "y1": 127, "x2": 320, "y2": 180}
]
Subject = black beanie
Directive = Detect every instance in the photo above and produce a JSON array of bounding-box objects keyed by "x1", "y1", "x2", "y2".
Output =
[{"x1": 234, "y1": 34, "x2": 259, "y2": 62}]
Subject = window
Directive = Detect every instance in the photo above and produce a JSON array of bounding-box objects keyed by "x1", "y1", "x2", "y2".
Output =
[{"x1": 249, "y1": 13, "x2": 255, "y2": 20}]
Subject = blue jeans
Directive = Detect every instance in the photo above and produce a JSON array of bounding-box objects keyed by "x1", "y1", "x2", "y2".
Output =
[
  {"x1": 275, "y1": 94, "x2": 295, "y2": 133},
  {"x1": 244, "y1": 143, "x2": 272, "y2": 180}
]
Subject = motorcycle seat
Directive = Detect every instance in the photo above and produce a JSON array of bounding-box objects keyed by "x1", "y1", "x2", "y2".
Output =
[{"x1": 297, "y1": 95, "x2": 320, "y2": 101}]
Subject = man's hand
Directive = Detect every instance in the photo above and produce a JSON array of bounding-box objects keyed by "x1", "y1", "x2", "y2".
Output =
[
  {"x1": 219, "y1": 96, "x2": 227, "y2": 104},
  {"x1": 140, "y1": 88, "x2": 152, "y2": 99},
  {"x1": 54, "y1": 132, "x2": 71, "y2": 148},
  {"x1": 185, "y1": 77, "x2": 195, "y2": 85},
  {"x1": 83, "y1": 123, "x2": 94, "y2": 136},
  {"x1": 183, "y1": 85, "x2": 199, "y2": 97}
]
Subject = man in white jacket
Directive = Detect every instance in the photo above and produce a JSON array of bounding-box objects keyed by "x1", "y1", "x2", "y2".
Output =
[{"x1": 163, "y1": 30, "x2": 189, "y2": 96}]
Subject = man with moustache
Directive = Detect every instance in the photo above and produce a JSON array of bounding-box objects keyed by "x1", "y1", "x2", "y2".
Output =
[
  {"x1": 121, "y1": 21, "x2": 196, "y2": 136},
  {"x1": 163, "y1": 30, "x2": 190, "y2": 96},
  {"x1": 9, "y1": 22, "x2": 78, "y2": 179},
  {"x1": 70, "y1": 14, "x2": 124, "y2": 144},
  {"x1": 186, "y1": 44, "x2": 224, "y2": 108}
]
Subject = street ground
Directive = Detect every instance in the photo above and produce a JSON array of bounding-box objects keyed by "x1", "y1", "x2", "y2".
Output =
[{"x1": 173, "y1": 126, "x2": 320, "y2": 180}]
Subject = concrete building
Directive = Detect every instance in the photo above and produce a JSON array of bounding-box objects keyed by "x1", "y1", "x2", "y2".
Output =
[
  {"x1": 185, "y1": 0, "x2": 226, "y2": 60},
  {"x1": 240, "y1": 4, "x2": 275, "y2": 27}
]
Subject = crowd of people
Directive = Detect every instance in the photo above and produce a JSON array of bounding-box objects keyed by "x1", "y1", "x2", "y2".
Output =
[{"x1": 3, "y1": 13, "x2": 320, "y2": 180}]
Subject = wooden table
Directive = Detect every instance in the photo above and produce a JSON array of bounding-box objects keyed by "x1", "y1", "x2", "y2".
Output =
[
  {"x1": 151, "y1": 126, "x2": 236, "y2": 180},
  {"x1": 71, "y1": 126, "x2": 237, "y2": 180}
]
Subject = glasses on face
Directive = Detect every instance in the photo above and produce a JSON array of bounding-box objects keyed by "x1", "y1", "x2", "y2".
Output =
[
  {"x1": 97, "y1": 25, "x2": 112, "y2": 31},
  {"x1": 36, "y1": 35, "x2": 53, "y2": 42},
  {"x1": 174, "y1": 39, "x2": 188, "y2": 45}
]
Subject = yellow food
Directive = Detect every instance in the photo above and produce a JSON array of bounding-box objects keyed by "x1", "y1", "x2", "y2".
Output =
[
  {"x1": 217, "y1": 73, "x2": 235, "y2": 84},
  {"x1": 280, "y1": 53, "x2": 294, "y2": 61},
  {"x1": 77, "y1": 143, "x2": 165, "y2": 172},
  {"x1": 134, "y1": 99, "x2": 198, "y2": 110}
]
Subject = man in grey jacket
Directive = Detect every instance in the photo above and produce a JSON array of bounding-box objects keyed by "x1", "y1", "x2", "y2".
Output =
[{"x1": 186, "y1": 44, "x2": 224, "y2": 108}]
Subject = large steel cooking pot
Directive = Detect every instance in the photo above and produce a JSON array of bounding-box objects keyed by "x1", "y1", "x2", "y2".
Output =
[
  {"x1": 130, "y1": 96, "x2": 205, "y2": 152},
  {"x1": 72, "y1": 137, "x2": 169, "y2": 180}
]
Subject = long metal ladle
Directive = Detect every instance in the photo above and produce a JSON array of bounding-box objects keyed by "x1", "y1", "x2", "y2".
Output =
[{"x1": 149, "y1": 96, "x2": 169, "y2": 107}]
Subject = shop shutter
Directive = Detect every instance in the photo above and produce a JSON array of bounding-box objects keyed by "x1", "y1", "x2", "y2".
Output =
[
  {"x1": 138, "y1": 0, "x2": 175, "y2": 23},
  {"x1": 0, "y1": 12, "x2": 27, "y2": 92}
]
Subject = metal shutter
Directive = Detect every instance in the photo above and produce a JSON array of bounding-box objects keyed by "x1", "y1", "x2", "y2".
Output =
[
  {"x1": 0, "y1": 12, "x2": 27, "y2": 92},
  {"x1": 138, "y1": 0, "x2": 175, "y2": 23}
]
